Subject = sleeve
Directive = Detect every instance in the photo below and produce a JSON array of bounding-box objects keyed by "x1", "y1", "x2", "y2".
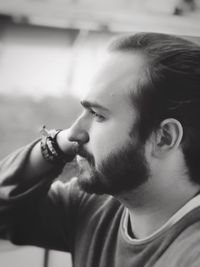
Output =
[
  {"x1": 176, "y1": 249, "x2": 200, "y2": 267},
  {"x1": 0, "y1": 142, "x2": 80, "y2": 252},
  {"x1": 167, "y1": 222, "x2": 200, "y2": 267},
  {"x1": 180, "y1": 237, "x2": 200, "y2": 267}
]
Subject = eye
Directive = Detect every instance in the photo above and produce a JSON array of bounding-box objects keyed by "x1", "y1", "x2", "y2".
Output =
[{"x1": 89, "y1": 109, "x2": 105, "y2": 121}]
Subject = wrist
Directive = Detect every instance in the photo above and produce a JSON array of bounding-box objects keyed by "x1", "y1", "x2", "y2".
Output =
[{"x1": 40, "y1": 127, "x2": 78, "y2": 166}]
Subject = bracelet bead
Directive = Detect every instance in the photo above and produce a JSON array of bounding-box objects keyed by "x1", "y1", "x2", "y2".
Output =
[{"x1": 40, "y1": 126, "x2": 67, "y2": 166}]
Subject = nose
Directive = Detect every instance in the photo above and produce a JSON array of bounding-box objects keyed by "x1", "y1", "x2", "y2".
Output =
[{"x1": 68, "y1": 115, "x2": 89, "y2": 145}]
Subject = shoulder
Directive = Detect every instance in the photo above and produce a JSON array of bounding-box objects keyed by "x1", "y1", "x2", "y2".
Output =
[
  {"x1": 49, "y1": 177, "x2": 122, "y2": 216},
  {"x1": 162, "y1": 214, "x2": 200, "y2": 267}
]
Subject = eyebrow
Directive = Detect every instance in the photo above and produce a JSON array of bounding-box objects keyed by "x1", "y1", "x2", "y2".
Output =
[{"x1": 80, "y1": 100, "x2": 109, "y2": 112}]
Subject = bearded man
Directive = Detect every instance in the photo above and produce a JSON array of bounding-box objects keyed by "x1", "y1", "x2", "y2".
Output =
[{"x1": 1, "y1": 32, "x2": 200, "y2": 267}]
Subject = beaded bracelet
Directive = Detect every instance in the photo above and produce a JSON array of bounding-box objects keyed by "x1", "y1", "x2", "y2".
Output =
[{"x1": 40, "y1": 126, "x2": 68, "y2": 166}]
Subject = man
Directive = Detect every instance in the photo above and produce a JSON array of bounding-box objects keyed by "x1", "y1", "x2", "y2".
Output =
[{"x1": 1, "y1": 32, "x2": 200, "y2": 266}]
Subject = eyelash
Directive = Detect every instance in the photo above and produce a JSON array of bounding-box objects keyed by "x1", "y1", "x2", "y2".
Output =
[{"x1": 89, "y1": 109, "x2": 105, "y2": 121}]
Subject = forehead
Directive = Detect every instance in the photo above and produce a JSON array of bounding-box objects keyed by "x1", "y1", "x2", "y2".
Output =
[{"x1": 83, "y1": 51, "x2": 147, "y2": 109}]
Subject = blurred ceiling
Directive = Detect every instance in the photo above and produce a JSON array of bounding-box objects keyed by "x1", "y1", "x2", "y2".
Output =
[{"x1": 0, "y1": 0, "x2": 200, "y2": 35}]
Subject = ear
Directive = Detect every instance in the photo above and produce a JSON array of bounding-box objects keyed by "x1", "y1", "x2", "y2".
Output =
[{"x1": 152, "y1": 118, "x2": 183, "y2": 158}]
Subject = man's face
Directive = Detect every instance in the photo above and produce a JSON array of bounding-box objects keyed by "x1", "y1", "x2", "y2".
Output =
[{"x1": 69, "y1": 52, "x2": 150, "y2": 195}]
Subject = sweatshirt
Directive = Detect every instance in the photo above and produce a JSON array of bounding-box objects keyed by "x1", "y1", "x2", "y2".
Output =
[{"x1": 0, "y1": 142, "x2": 200, "y2": 267}]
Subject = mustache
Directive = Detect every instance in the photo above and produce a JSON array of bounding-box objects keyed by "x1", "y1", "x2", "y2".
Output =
[{"x1": 77, "y1": 147, "x2": 95, "y2": 166}]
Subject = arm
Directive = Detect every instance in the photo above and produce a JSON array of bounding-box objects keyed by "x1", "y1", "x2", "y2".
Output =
[
  {"x1": 14, "y1": 129, "x2": 78, "y2": 186},
  {"x1": 0, "y1": 129, "x2": 79, "y2": 251}
]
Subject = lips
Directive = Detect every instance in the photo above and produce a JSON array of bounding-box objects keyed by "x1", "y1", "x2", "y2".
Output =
[
  {"x1": 76, "y1": 147, "x2": 95, "y2": 166},
  {"x1": 77, "y1": 148, "x2": 88, "y2": 159},
  {"x1": 76, "y1": 155, "x2": 90, "y2": 167},
  {"x1": 76, "y1": 155, "x2": 86, "y2": 163},
  {"x1": 76, "y1": 155, "x2": 94, "y2": 178}
]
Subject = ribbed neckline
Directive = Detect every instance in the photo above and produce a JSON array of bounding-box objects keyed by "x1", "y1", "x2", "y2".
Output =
[{"x1": 121, "y1": 193, "x2": 200, "y2": 245}]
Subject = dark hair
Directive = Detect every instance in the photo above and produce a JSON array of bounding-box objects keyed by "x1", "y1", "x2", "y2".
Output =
[{"x1": 109, "y1": 32, "x2": 200, "y2": 184}]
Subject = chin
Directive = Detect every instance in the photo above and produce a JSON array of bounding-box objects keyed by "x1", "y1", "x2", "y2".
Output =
[
  {"x1": 77, "y1": 166, "x2": 108, "y2": 195},
  {"x1": 76, "y1": 141, "x2": 150, "y2": 196}
]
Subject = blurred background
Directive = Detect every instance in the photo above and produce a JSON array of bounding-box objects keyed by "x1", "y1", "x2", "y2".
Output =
[{"x1": 0, "y1": 0, "x2": 200, "y2": 266}]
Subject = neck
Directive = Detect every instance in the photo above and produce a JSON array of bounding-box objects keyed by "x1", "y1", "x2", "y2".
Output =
[{"x1": 117, "y1": 180, "x2": 200, "y2": 239}]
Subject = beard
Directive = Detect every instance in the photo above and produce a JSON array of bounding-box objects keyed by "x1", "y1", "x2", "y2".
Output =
[{"x1": 76, "y1": 140, "x2": 150, "y2": 196}]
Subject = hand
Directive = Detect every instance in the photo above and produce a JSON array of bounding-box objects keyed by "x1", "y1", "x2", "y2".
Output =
[{"x1": 56, "y1": 129, "x2": 79, "y2": 162}]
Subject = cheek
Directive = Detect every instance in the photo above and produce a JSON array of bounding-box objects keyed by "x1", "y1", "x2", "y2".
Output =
[{"x1": 88, "y1": 122, "x2": 132, "y2": 163}]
